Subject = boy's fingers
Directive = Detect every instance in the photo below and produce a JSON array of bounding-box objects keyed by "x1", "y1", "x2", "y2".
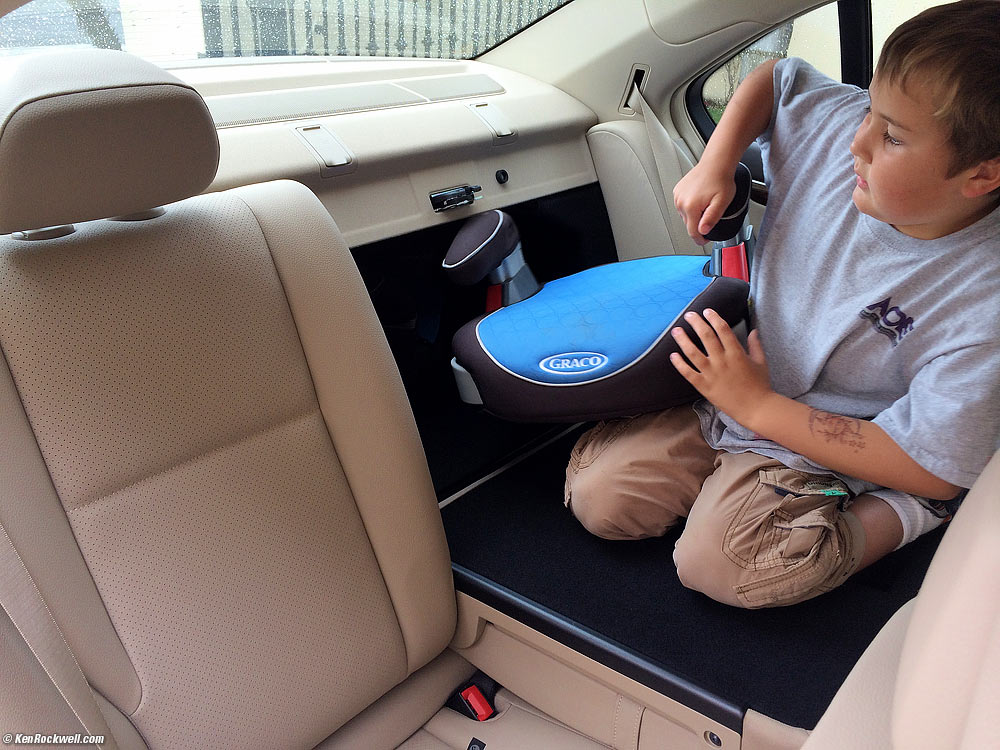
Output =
[
  {"x1": 697, "y1": 194, "x2": 728, "y2": 236},
  {"x1": 675, "y1": 193, "x2": 712, "y2": 244},
  {"x1": 683, "y1": 312, "x2": 724, "y2": 358},
  {"x1": 677, "y1": 209, "x2": 695, "y2": 239},
  {"x1": 703, "y1": 309, "x2": 739, "y2": 349},
  {"x1": 679, "y1": 204, "x2": 707, "y2": 244},
  {"x1": 670, "y1": 327, "x2": 707, "y2": 368},
  {"x1": 670, "y1": 352, "x2": 700, "y2": 383}
]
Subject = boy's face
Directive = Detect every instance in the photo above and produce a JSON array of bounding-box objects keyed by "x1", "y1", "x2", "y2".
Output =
[{"x1": 849, "y1": 75, "x2": 982, "y2": 240}]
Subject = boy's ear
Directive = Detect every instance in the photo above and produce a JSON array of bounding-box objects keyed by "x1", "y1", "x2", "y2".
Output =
[{"x1": 961, "y1": 157, "x2": 1000, "y2": 198}]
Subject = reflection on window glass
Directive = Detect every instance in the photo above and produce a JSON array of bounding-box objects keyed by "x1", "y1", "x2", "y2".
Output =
[
  {"x1": 702, "y1": 3, "x2": 841, "y2": 124},
  {"x1": 0, "y1": 0, "x2": 124, "y2": 53},
  {"x1": 0, "y1": 0, "x2": 572, "y2": 63},
  {"x1": 702, "y1": 24, "x2": 793, "y2": 124}
]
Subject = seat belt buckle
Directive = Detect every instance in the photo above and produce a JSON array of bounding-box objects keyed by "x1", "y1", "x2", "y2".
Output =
[
  {"x1": 708, "y1": 241, "x2": 750, "y2": 282},
  {"x1": 720, "y1": 243, "x2": 750, "y2": 282},
  {"x1": 460, "y1": 685, "x2": 495, "y2": 721},
  {"x1": 446, "y1": 671, "x2": 500, "y2": 721},
  {"x1": 709, "y1": 219, "x2": 754, "y2": 282}
]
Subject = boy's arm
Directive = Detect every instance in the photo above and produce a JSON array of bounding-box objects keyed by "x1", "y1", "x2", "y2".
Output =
[
  {"x1": 671, "y1": 309, "x2": 962, "y2": 501},
  {"x1": 673, "y1": 59, "x2": 777, "y2": 244},
  {"x1": 746, "y1": 395, "x2": 959, "y2": 501}
]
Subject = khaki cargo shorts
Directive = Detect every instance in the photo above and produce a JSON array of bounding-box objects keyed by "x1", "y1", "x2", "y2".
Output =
[{"x1": 564, "y1": 407, "x2": 865, "y2": 608}]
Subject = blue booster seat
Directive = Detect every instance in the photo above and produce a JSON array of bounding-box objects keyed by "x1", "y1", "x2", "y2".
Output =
[{"x1": 444, "y1": 166, "x2": 752, "y2": 423}]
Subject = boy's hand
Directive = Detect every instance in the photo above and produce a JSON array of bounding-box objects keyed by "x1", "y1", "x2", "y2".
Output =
[
  {"x1": 670, "y1": 309, "x2": 772, "y2": 423},
  {"x1": 672, "y1": 161, "x2": 737, "y2": 245},
  {"x1": 670, "y1": 311, "x2": 960, "y2": 501}
]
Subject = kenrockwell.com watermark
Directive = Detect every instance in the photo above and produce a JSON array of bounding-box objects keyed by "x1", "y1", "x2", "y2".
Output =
[{"x1": 3, "y1": 734, "x2": 105, "y2": 745}]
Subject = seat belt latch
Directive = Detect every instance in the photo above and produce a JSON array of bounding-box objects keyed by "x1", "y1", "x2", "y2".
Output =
[
  {"x1": 446, "y1": 670, "x2": 501, "y2": 721},
  {"x1": 460, "y1": 685, "x2": 495, "y2": 721},
  {"x1": 720, "y1": 242, "x2": 750, "y2": 282}
]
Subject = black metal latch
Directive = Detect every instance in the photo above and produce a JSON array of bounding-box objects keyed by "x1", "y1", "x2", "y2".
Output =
[{"x1": 430, "y1": 184, "x2": 482, "y2": 212}]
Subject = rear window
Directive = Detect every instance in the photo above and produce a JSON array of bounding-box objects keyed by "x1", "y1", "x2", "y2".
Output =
[{"x1": 0, "y1": 0, "x2": 572, "y2": 63}]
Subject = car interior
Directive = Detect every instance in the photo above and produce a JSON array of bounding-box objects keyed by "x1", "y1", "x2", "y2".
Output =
[{"x1": 0, "y1": 0, "x2": 997, "y2": 748}]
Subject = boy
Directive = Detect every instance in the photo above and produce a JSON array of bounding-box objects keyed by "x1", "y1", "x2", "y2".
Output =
[{"x1": 564, "y1": 0, "x2": 1000, "y2": 608}]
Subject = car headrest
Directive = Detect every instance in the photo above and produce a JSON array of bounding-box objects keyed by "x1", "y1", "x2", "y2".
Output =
[{"x1": 0, "y1": 49, "x2": 219, "y2": 233}]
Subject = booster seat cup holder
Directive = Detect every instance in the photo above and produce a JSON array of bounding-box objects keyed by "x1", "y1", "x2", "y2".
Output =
[{"x1": 444, "y1": 165, "x2": 753, "y2": 423}]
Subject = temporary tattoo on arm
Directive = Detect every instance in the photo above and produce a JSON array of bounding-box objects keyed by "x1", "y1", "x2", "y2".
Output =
[{"x1": 807, "y1": 409, "x2": 866, "y2": 451}]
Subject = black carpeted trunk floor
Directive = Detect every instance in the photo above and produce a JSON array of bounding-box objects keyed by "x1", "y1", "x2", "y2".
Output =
[{"x1": 441, "y1": 431, "x2": 943, "y2": 730}]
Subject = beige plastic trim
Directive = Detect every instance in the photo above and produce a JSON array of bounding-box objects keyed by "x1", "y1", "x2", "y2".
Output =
[
  {"x1": 206, "y1": 73, "x2": 506, "y2": 128},
  {"x1": 177, "y1": 57, "x2": 494, "y2": 98},
  {"x1": 481, "y1": 0, "x2": 831, "y2": 167},
  {"x1": 481, "y1": 0, "x2": 765, "y2": 126},
  {"x1": 452, "y1": 592, "x2": 740, "y2": 750},
  {"x1": 643, "y1": 0, "x2": 834, "y2": 46},
  {"x1": 742, "y1": 709, "x2": 809, "y2": 750},
  {"x1": 180, "y1": 59, "x2": 597, "y2": 248},
  {"x1": 208, "y1": 81, "x2": 423, "y2": 127},
  {"x1": 317, "y1": 650, "x2": 476, "y2": 750},
  {"x1": 420, "y1": 690, "x2": 609, "y2": 750}
]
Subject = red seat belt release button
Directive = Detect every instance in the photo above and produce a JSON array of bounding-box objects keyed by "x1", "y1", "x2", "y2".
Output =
[
  {"x1": 720, "y1": 242, "x2": 749, "y2": 282},
  {"x1": 460, "y1": 685, "x2": 495, "y2": 721}
]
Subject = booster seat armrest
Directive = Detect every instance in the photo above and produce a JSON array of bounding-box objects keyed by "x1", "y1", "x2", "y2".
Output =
[
  {"x1": 703, "y1": 163, "x2": 751, "y2": 243},
  {"x1": 442, "y1": 210, "x2": 521, "y2": 286}
]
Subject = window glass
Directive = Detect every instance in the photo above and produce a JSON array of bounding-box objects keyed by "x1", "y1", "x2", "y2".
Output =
[
  {"x1": 0, "y1": 0, "x2": 573, "y2": 63},
  {"x1": 701, "y1": 2, "x2": 841, "y2": 123}
]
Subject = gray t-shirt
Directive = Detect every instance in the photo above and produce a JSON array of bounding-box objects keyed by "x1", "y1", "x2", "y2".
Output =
[{"x1": 695, "y1": 57, "x2": 1000, "y2": 513}]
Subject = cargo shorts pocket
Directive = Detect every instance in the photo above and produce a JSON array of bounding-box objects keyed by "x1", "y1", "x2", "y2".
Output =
[{"x1": 724, "y1": 468, "x2": 860, "y2": 608}]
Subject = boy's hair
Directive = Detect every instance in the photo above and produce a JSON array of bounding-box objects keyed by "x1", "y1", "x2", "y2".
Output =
[{"x1": 875, "y1": 0, "x2": 1000, "y2": 177}]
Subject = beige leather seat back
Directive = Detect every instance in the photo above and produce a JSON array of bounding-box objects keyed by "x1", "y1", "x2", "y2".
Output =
[
  {"x1": 0, "y1": 49, "x2": 455, "y2": 749},
  {"x1": 890, "y1": 450, "x2": 1000, "y2": 749},
  {"x1": 803, "y1": 450, "x2": 1000, "y2": 750}
]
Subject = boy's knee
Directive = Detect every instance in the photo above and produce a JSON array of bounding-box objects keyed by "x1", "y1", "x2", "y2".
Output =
[
  {"x1": 565, "y1": 467, "x2": 678, "y2": 541},
  {"x1": 672, "y1": 535, "x2": 745, "y2": 607},
  {"x1": 673, "y1": 507, "x2": 865, "y2": 609},
  {"x1": 566, "y1": 470, "x2": 644, "y2": 540},
  {"x1": 570, "y1": 498, "x2": 634, "y2": 541}
]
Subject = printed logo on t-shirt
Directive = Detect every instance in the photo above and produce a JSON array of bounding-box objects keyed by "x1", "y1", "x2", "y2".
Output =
[{"x1": 859, "y1": 297, "x2": 914, "y2": 346}]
